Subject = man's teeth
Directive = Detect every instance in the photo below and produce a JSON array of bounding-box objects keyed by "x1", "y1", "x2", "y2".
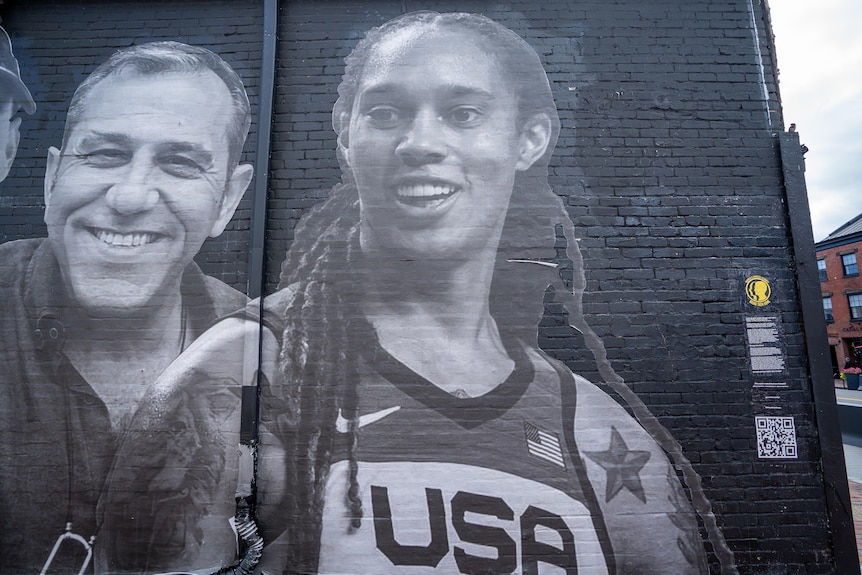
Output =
[
  {"x1": 397, "y1": 184, "x2": 456, "y2": 198},
  {"x1": 96, "y1": 230, "x2": 156, "y2": 247}
]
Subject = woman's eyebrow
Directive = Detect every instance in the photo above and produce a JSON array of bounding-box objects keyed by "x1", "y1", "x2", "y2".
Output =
[
  {"x1": 359, "y1": 83, "x2": 496, "y2": 101},
  {"x1": 446, "y1": 85, "x2": 495, "y2": 100}
]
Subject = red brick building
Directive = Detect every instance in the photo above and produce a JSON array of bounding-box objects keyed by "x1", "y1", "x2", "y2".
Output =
[{"x1": 815, "y1": 214, "x2": 862, "y2": 373}]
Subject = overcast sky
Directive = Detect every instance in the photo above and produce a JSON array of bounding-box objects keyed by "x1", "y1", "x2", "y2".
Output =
[{"x1": 768, "y1": 0, "x2": 862, "y2": 241}]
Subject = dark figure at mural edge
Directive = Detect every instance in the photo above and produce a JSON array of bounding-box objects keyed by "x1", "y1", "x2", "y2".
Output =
[
  {"x1": 0, "y1": 42, "x2": 254, "y2": 574},
  {"x1": 101, "y1": 11, "x2": 736, "y2": 575},
  {"x1": 0, "y1": 25, "x2": 35, "y2": 183}
]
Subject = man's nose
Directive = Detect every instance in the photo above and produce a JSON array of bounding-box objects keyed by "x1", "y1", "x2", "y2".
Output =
[
  {"x1": 395, "y1": 112, "x2": 446, "y2": 166},
  {"x1": 105, "y1": 158, "x2": 160, "y2": 215}
]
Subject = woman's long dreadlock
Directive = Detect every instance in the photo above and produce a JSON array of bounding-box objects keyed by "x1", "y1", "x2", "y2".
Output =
[
  {"x1": 270, "y1": 10, "x2": 735, "y2": 575},
  {"x1": 267, "y1": 182, "x2": 364, "y2": 573}
]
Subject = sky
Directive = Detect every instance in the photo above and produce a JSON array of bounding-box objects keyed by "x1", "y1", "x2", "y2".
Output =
[{"x1": 768, "y1": 0, "x2": 862, "y2": 241}]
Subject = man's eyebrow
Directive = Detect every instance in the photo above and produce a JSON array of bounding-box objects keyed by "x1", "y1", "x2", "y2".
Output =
[
  {"x1": 77, "y1": 131, "x2": 133, "y2": 149},
  {"x1": 158, "y1": 142, "x2": 214, "y2": 166}
]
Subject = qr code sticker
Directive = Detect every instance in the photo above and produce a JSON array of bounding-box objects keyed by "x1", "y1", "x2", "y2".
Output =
[{"x1": 755, "y1": 416, "x2": 797, "y2": 459}]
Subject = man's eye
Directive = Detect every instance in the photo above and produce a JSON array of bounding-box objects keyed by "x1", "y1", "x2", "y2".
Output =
[
  {"x1": 366, "y1": 106, "x2": 401, "y2": 127},
  {"x1": 446, "y1": 107, "x2": 482, "y2": 126},
  {"x1": 159, "y1": 155, "x2": 204, "y2": 179},
  {"x1": 83, "y1": 149, "x2": 129, "y2": 168}
]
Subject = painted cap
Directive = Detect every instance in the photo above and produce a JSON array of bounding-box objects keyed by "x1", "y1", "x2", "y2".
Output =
[{"x1": 0, "y1": 27, "x2": 35, "y2": 114}]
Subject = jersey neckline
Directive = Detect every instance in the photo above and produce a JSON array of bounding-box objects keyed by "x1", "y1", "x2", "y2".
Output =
[{"x1": 360, "y1": 329, "x2": 536, "y2": 430}]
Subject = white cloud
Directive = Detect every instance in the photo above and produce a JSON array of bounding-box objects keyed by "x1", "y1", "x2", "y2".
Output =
[{"x1": 769, "y1": 0, "x2": 862, "y2": 240}]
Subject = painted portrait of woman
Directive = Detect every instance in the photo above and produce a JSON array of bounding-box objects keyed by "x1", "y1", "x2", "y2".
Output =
[{"x1": 99, "y1": 11, "x2": 735, "y2": 575}]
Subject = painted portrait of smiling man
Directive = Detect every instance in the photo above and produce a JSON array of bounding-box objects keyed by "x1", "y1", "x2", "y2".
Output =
[
  {"x1": 98, "y1": 10, "x2": 736, "y2": 575},
  {"x1": 43, "y1": 67, "x2": 250, "y2": 314},
  {"x1": 0, "y1": 41, "x2": 254, "y2": 574}
]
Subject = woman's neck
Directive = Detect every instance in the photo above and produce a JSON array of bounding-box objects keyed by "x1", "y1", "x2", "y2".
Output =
[{"x1": 361, "y1": 255, "x2": 515, "y2": 397}]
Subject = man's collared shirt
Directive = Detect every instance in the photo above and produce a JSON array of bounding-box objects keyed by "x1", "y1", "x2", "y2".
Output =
[{"x1": 0, "y1": 237, "x2": 247, "y2": 574}]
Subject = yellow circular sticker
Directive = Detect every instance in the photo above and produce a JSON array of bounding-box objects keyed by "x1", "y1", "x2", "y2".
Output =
[{"x1": 745, "y1": 275, "x2": 771, "y2": 307}]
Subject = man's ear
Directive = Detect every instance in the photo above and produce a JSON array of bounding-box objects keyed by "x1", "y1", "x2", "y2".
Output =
[
  {"x1": 0, "y1": 116, "x2": 21, "y2": 183},
  {"x1": 209, "y1": 163, "x2": 254, "y2": 238},
  {"x1": 515, "y1": 112, "x2": 553, "y2": 172},
  {"x1": 43, "y1": 146, "x2": 61, "y2": 207}
]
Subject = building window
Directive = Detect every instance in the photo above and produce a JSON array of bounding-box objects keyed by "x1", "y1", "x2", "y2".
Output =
[
  {"x1": 823, "y1": 296, "x2": 833, "y2": 323},
  {"x1": 818, "y1": 259, "x2": 827, "y2": 281},
  {"x1": 849, "y1": 293, "x2": 862, "y2": 320},
  {"x1": 842, "y1": 253, "x2": 858, "y2": 276}
]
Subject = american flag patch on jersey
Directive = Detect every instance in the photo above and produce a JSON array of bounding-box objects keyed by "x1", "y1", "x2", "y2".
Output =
[{"x1": 524, "y1": 421, "x2": 565, "y2": 468}]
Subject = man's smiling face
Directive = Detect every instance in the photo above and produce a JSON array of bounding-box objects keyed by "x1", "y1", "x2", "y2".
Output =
[{"x1": 43, "y1": 69, "x2": 244, "y2": 315}]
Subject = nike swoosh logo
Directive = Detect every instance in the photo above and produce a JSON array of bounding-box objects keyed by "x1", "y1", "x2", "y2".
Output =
[{"x1": 336, "y1": 406, "x2": 401, "y2": 433}]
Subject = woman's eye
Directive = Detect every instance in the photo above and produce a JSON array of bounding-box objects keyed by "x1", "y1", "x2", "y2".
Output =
[
  {"x1": 447, "y1": 107, "x2": 482, "y2": 126},
  {"x1": 366, "y1": 106, "x2": 401, "y2": 126}
]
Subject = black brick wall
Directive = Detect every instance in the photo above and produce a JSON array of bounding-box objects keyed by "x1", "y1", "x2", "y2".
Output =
[{"x1": 0, "y1": 0, "x2": 846, "y2": 572}]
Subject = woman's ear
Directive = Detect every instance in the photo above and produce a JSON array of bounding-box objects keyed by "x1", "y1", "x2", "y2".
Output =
[
  {"x1": 515, "y1": 112, "x2": 553, "y2": 172},
  {"x1": 333, "y1": 108, "x2": 351, "y2": 165}
]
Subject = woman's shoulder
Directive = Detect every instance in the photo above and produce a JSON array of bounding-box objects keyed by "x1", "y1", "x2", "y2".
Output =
[
  {"x1": 570, "y1": 375, "x2": 658, "y2": 448},
  {"x1": 171, "y1": 288, "x2": 292, "y2": 388},
  {"x1": 208, "y1": 284, "x2": 300, "y2": 342},
  {"x1": 259, "y1": 283, "x2": 301, "y2": 331},
  {"x1": 568, "y1": 373, "x2": 709, "y2": 573}
]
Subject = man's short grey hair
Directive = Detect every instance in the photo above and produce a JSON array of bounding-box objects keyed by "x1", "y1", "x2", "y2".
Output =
[{"x1": 62, "y1": 41, "x2": 251, "y2": 170}]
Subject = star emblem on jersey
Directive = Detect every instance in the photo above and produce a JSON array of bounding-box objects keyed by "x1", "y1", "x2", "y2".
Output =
[
  {"x1": 524, "y1": 421, "x2": 565, "y2": 467},
  {"x1": 584, "y1": 426, "x2": 651, "y2": 503}
]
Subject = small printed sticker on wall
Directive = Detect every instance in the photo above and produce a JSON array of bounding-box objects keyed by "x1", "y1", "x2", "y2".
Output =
[
  {"x1": 752, "y1": 381, "x2": 788, "y2": 389},
  {"x1": 755, "y1": 416, "x2": 798, "y2": 459},
  {"x1": 744, "y1": 315, "x2": 787, "y2": 375},
  {"x1": 745, "y1": 275, "x2": 772, "y2": 307}
]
